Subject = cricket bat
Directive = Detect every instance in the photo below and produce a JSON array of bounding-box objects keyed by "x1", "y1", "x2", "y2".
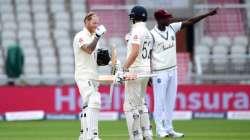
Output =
[
  {"x1": 111, "y1": 44, "x2": 117, "y2": 75},
  {"x1": 97, "y1": 73, "x2": 157, "y2": 83},
  {"x1": 109, "y1": 44, "x2": 117, "y2": 101},
  {"x1": 97, "y1": 75, "x2": 115, "y2": 84}
]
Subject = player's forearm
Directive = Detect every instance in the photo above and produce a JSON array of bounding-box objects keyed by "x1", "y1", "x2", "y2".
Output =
[
  {"x1": 170, "y1": 17, "x2": 187, "y2": 24},
  {"x1": 188, "y1": 13, "x2": 210, "y2": 25},
  {"x1": 123, "y1": 53, "x2": 138, "y2": 70},
  {"x1": 123, "y1": 44, "x2": 140, "y2": 70},
  {"x1": 81, "y1": 37, "x2": 99, "y2": 54},
  {"x1": 181, "y1": 13, "x2": 210, "y2": 29},
  {"x1": 181, "y1": 8, "x2": 217, "y2": 29}
]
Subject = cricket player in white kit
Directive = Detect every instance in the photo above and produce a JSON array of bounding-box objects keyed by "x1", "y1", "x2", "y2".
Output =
[
  {"x1": 151, "y1": 9, "x2": 218, "y2": 138},
  {"x1": 73, "y1": 12, "x2": 106, "y2": 140},
  {"x1": 123, "y1": 6, "x2": 153, "y2": 140}
]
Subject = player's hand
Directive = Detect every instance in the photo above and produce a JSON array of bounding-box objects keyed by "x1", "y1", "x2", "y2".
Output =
[
  {"x1": 115, "y1": 71, "x2": 125, "y2": 84},
  {"x1": 95, "y1": 25, "x2": 106, "y2": 38},
  {"x1": 209, "y1": 8, "x2": 218, "y2": 16},
  {"x1": 114, "y1": 71, "x2": 137, "y2": 84}
]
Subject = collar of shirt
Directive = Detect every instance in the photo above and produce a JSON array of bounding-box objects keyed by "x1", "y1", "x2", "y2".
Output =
[
  {"x1": 154, "y1": 25, "x2": 168, "y2": 38},
  {"x1": 83, "y1": 27, "x2": 95, "y2": 37},
  {"x1": 132, "y1": 22, "x2": 146, "y2": 28},
  {"x1": 154, "y1": 25, "x2": 168, "y2": 33}
]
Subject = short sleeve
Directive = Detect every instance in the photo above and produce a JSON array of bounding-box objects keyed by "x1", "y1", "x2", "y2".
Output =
[
  {"x1": 130, "y1": 30, "x2": 141, "y2": 45},
  {"x1": 125, "y1": 33, "x2": 131, "y2": 42},
  {"x1": 169, "y1": 22, "x2": 182, "y2": 33},
  {"x1": 78, "y1": 37, "x2": 87, "y2": 49}
]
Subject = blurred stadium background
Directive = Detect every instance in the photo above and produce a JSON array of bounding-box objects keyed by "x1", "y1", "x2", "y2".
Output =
[{"x1": 0, "y1": 0, "x2": 250, "y2": 139}]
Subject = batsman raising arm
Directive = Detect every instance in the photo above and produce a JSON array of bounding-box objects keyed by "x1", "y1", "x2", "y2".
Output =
[{"x1": 73, "y1": 12, "x2": 106, "y2": 140}]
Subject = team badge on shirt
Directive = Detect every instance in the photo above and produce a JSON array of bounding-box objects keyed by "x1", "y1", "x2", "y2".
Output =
[
  {"x1": 157, "y1": 78, "x2": 161, "y2": 83},
  {"x1": 79, "y1": 38, "x2": 84, "y2": 46},
  {"x1": 132, "y1": 35, "x2": 140, "y2": 43}
]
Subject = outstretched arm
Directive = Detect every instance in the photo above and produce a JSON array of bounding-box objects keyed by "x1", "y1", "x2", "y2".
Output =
[
  {"x1": 169, "y1": 17, "x2": 187, "y2": 24},
  {"x1": 81, "y1": 25, "x2": 107, "y2": 54},
  {"x1": 181, "y1": 8, "x2": 218, "y2": 29}
]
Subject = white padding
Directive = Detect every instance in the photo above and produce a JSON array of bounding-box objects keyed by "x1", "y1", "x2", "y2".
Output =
[
  {"x1": 125, "y1": 109, "x2": 143, "y2": 140},
  {"x1": 88, "y1": 92, "x2": 101, "y2": 109}
]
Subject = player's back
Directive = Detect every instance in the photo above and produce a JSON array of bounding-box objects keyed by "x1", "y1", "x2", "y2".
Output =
[
  {"x1": 124, "y1": 22, "x2": 152, "y2": 108},
  {"x1": 127, "y1": 22, "x2": 153, "y2": 73}
]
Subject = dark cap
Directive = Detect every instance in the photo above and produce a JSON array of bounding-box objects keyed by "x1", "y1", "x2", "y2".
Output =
[
  {"x1": 129, "y1": 6, "x2": 148, "y2": 22},
  {"x1": 154, "y1": 9, "x2": 173, "y2": 20}
]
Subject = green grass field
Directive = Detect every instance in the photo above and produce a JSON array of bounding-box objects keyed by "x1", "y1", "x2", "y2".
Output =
[{"x1": 0, "y1": 120, "x2": 250, "y2": 140}]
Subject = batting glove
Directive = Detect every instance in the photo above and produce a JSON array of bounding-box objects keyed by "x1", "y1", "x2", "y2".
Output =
[
  {"x1": 95, "y1": 25, "x2": 106, "y2": 38},
  {"x1": 114, "y1": 71, "x2": 124, "y2": 84}
]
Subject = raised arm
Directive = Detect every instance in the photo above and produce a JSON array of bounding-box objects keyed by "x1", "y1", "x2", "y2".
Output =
[
  {"x1": 181, "y1": 8, "x2": 218, "y2": 29},
  {"x1": 169, "y1": 17, "x2": 186, "y2": 24},
  {"x1": 81, "y1": 37, "x2": 99, "y2": 54},
  {"x1": 81, "y1": 25, "x2": 106, "y2": 54}
]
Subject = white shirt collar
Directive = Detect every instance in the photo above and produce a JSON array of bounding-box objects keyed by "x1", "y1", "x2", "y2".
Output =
[
  {"x1": 83, "y1": 27, "x2": 94, "y2": 37},
  {"x1": 154, "y1": 25, "x2": 167, "y2": 33},
  {"x1": 132, "y1": 22, "x2": 146, "y2": 28}
]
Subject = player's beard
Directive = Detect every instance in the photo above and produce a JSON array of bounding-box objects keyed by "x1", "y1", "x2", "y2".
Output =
[
  {"x1": 86, "y1": 24, "x2": 97, "y2": 34},
  {"x1": 164, "y1": 18, "x2": 172, "y2": 26},
  {"x1": 90, "y1": 27, "x2": 96, "y2": 34}
]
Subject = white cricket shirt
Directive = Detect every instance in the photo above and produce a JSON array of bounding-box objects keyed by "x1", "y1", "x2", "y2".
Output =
[
  {"x1": 151, "y1": 22, "x2": 182, "y2": 72},
  {"x1": 126, "y1": 22, "x2": 153, "y2": 73},
  {"x1": 73, "y1": 28, "x2": 99, "y2": 81}
]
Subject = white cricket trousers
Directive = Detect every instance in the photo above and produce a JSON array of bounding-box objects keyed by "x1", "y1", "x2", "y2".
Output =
[
  {"x1": 76, "y1": 80, "x2": 101, "y2": 140},
  {"x1": 152, "y1": 68, "x2": 177, "y2": 133}
]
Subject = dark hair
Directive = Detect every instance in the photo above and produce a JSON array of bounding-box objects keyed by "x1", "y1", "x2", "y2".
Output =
[{"x1": 84, "y1": 12, "x2": 96, "y2": 24}]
